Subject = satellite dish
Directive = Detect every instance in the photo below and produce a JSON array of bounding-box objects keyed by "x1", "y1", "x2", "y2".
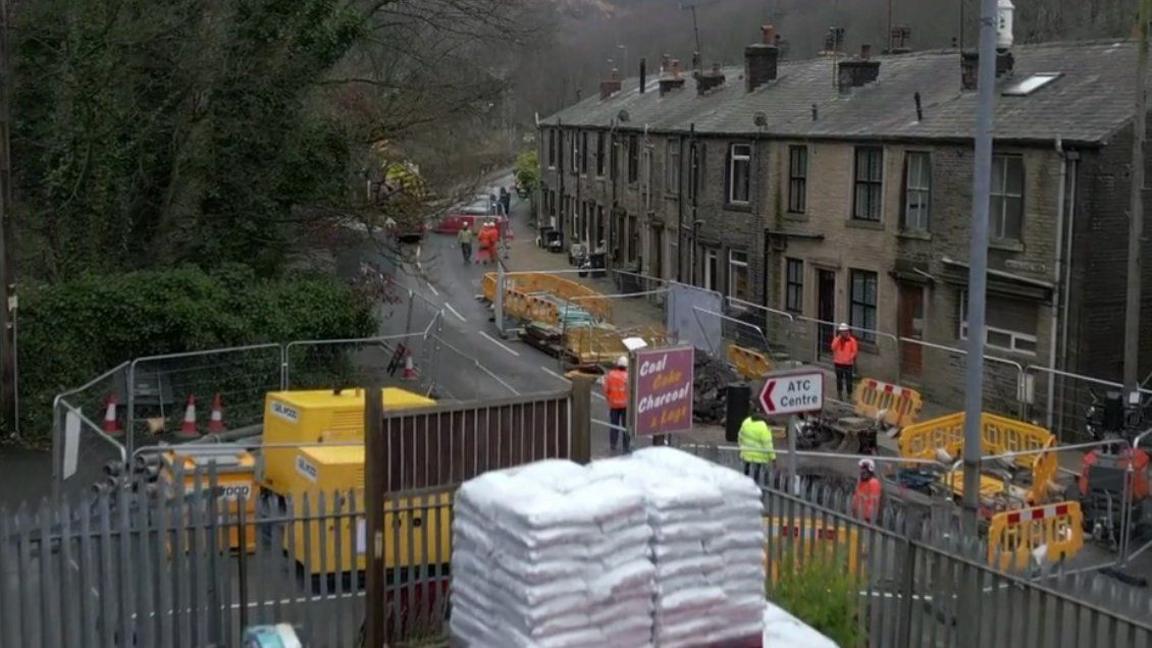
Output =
[
  {"x1": 753, "y1": 111, "x2": 768, "y2": 128},
  {"x1": 618, "y1": 109, "x2": 631, "y2": 123}
]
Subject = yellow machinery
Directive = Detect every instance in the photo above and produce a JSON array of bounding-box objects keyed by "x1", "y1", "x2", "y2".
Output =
[
  {"x1": 159, "y1": 446, "x2": 258, "y2": 553},
  {"x1": 281, "y1": 446, "x2": 452, "y2": 576},
  {"x1": 899, "y1": 411, "x2": 1060, "y2": 511},
  {"x1": 258, "y1": 387, "x2": 450, "y2": 576},
  {"x1": 260, "y1": 388, "x2": 435, "y2": 494}
]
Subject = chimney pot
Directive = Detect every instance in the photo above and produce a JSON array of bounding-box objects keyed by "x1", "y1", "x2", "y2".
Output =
[
  {"x1": 639, "y1": 58, "x2": 647, "y2": 93},
  {"x1": 861, "y1": 44, "x2": 872, "y2": 60},
  {"x1": 762, "y1": 24, "x2": 776, "y2": 45}
]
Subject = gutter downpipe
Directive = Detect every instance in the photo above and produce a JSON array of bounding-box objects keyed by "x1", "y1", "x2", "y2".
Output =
[
  {"x1": 1058, "y1": 149, "x2": 1080, "y2": 435},
  {"x1": 676, "y1": 132, "x2": 685, "y2": 282},
  {"x1": 558, "y1": 118, "x2": 565, "y2": 242},
  {"x1": 688, "y1": 123, "x2": 697, "y2": 284},
  {"x1": 1046, "y1": 136, "x2": 1067, "y2": 432}
]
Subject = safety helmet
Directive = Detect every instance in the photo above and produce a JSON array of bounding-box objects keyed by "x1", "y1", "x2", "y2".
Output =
[
  {"x1": 858, "y1": 458, "x2": 876, "y2": 472},
  {"x1": 838, "y1": 322, "x2": 850, "y2": 332},
  {"x1": 615, "y1": 356, "x2": 628, "y2": 368}
]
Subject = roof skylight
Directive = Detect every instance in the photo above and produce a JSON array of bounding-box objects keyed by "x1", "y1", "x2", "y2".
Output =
[{"x1": 1002, "y1": 72, "x2": 1062, "y2": 96}]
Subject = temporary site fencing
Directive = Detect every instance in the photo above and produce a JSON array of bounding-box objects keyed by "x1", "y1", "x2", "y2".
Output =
[
  {"x1": 573, "y1": 267, "x2": 1152, "y2": 444},
  {"x1": 14, "y1": 391, "x2": 576, "y2": 648},
  {"x1": 49, "y1": 290, "x2": 528, "y2": 500},
  {"x1": 5, "y1": 448, "x2": 1152, "y2": 648}
]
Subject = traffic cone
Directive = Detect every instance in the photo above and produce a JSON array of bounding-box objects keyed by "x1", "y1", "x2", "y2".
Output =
[
  {"x1": 208, "y1": 393, "x2": 225, "y2": 434},
  {"x1": 402, "y1": 353, "x2": 418, "y2": 381},
  {"x1": 102, "y1": 394, "x2": 123, "y2": 437},
  {"x1": 177, "y1": 394, "x2": 199, "y2": 439}
]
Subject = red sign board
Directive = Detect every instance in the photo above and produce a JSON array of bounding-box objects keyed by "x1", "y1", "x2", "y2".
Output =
[{"x1": 631, "y1": 346, "x2": 695, "y2": 436}]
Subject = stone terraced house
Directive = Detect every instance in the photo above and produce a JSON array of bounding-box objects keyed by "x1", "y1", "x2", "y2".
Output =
[{"x1": 537, "y1": 28, "x2": 1152, "y2": 439}]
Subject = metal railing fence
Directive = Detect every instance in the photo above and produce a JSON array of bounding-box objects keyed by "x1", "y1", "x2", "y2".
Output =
[
  {"x1": 761, "y1": 471, "x2": 1152, "y2": 648},
  {"x1": 12, "y1": 454, "x2": 1152, "y2": 648}
]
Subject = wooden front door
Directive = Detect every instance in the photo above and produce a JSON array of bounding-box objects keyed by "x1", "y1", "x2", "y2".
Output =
[
  {"x1": 898, "y1": 283, "x2": 926, "y2": 378},
  {"x1": 817, "y1": 270, "x2": 836, "y2": 358}
]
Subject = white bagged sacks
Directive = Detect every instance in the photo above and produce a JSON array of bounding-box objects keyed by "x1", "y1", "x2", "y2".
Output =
[
  {"x1": 452, "y1": 460, "x2": 655, "y2": 648},
  {"x1": 630, "y1": 448, "x2": 766, "y2": 644}
]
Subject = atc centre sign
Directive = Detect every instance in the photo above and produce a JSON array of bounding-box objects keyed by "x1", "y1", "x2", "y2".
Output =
[
  {"x1": 632, "y1": 346, "x2": 695, "y2": 436},
  {"x1": 759, "y1": 369, "x2": 824, "y2": 415}
]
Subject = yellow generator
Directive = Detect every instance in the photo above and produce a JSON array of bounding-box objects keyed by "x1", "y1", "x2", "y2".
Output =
[
  {"x1": 160, "y1": 446, "x2": 258, "y2": 553},
  {"x1": 260, "y1": 387, "x2": 435, "y2": 494},
  {"x1": 258, "y1": 387, "x2": 449, "y2": 577},
  {"x1": 280, "y1": 446, "x2": 451, "y2": 576}
]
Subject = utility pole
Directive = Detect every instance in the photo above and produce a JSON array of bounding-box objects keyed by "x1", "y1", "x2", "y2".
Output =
[
  {"x1": 957, "y1": 3, "x2": 1003, "y2": 643},
  {"x1": 364, "y1": 384, "x2": 385, "y2": 648},
  {"x1": 960, "y1": 0, "x2": 1001, "y2": 536},
  {"x1": 0, "y1": 0, "x2": 16, "y2": 435},
  {"x1": 1124, "y1": 0, "x2": 1151, "y2": 414}
]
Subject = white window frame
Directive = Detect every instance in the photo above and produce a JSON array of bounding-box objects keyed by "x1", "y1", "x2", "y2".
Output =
[
  {"x1": 728, "y1": 250, "x2": 750, "y2": 302},
  {"x1": 903, "y1": 151, "x2": 931, "y2": 232},
  {"x1": 727, "y1": 143, "x2": 752, "y2": 204},
  {"x1": 703, "y1": 248, "x2": 719, "y2": 291},
  {"x1": 958, "y1": 292, "x2": 1038, "y2": 355},
  {"x1": 991, "y1": 154, "x2": 1024, "y2": 241}
]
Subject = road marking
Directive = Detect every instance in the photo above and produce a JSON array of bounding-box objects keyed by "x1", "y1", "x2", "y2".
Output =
[
  {"x1": 541, "y1": 367, "x2": 571, "y2": 383},
  {"x1": 426, "y1": 282, "x2": 440, "y2": 297},
  {"x1": 445, "y1": 303, "x2": 467, "y2": 322},
  {"x1": 480, "y1": 331, "x2": 520, "y2": 356}
]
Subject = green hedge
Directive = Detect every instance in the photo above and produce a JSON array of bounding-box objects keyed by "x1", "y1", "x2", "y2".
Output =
[{"x1": 17, "y1": 264, "x2": 376, "y2": 445}]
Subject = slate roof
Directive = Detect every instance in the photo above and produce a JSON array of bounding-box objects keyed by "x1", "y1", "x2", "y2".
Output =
[{"x1": 543, "y1": 40, "x2": 1139, "y2": 146}]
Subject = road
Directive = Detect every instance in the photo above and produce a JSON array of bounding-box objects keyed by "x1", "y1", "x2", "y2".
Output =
[{"x1": 362, "y1": 180, "x2": 623, "y2": 458}]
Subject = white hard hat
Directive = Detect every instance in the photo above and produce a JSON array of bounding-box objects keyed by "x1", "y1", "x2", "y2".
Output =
[
  {"x1": 838, "y1": 322, "x2": 850, "y2": 332},
  {"x1": 858, "y1": 458, "x2": 876, "y2": 472},
  {"x1": 615, "y1": 356, "x2": 628, "y2": 368}
]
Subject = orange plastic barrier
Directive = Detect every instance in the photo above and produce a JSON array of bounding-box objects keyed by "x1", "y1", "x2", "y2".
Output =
[
  {"x1": 987, "y1": 501, "x2": 1084, "y2": 571},
  {"x1": 727, "y1": 344, "x2": 773, "y2": 379},
  {"x1": 851, "y1": 378, "x2": 923, "y2": 428}
]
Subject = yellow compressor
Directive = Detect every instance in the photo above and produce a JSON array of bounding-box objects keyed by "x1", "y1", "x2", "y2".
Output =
[
  {"x1": 159, "y1": 446, "x2": 258, "y2": 553},
  {"x1": 258, "y1": 387, "x2": 451, "y2": 577}
]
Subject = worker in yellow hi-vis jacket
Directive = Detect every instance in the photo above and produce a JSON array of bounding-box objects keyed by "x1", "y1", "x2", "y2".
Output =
[{"x1": 739, "y1": 412, "x2": 776, "y2": 484}]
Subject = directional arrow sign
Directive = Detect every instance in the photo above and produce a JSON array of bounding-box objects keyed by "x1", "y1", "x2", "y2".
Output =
[{"x1": 759, "y1": 369, "x2": 824, "y2": 415}]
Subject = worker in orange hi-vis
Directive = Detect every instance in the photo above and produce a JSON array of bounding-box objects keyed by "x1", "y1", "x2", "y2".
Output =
[
  {"x1": 604, "y1": 356, "x2": 631, "y2": 454},
  {"x1": 831, "y1": 322, "x2": 859, "y2": 401},
  {"x1": 852, "y1": 458, "x2": 883, "y2": 523}
]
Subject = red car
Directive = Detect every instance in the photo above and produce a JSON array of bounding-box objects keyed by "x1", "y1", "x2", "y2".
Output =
[{"x1": 434, "y1": 195, "x2": 505, "y2": 234}]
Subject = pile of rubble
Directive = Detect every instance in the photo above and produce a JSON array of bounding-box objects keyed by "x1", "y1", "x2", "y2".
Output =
[{"x1": 692, "y1": 348, "x2": 741, "y2": 424}]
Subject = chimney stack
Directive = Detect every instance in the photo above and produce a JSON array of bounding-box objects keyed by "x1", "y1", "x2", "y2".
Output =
[
  {"x1": 658, "y1": 58, "x2": 686, "y2": 96},
  {"x1": 745, "y1": 24, "x2": 780, "y2": 93},
  {"x1": 960, "y1": 50, "x2": 1015, "y2": 91},
  {"x1": 600, "y1": 68, "x2": 622, "y2": 100},
  {"x1": 889, "y1": 25, "x2": 912, "y2": 54},
  {"x1": 837, "y1": 48, "x2": 881, "y2": 92},
  {"x1": 695, "y1": 62, "x2": 726, "y2": 96}
]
